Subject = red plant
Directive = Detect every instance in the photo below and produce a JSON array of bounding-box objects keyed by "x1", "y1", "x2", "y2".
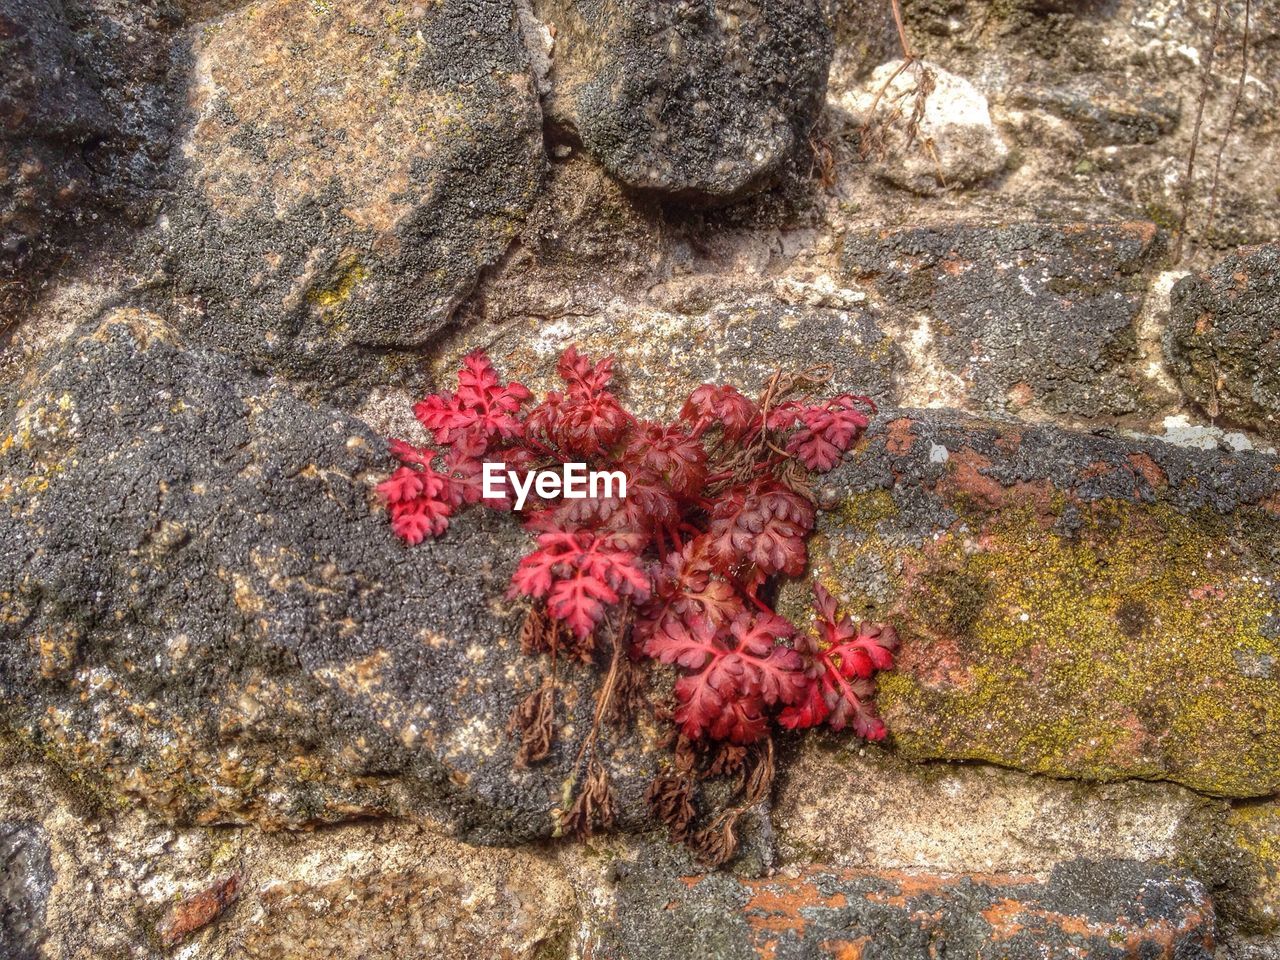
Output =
[{"x1": 378, "y1": 348, "x2": 897, "y2": 748}]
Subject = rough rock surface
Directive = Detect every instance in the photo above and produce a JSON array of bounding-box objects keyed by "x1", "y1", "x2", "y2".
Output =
[
  {"x1": 0, "y1": 742, "x2": 575, "y2": 958},
  {"x1": 801, "y1": 410, "x2": 1280, "y2": 797},
  {"x1": 0, "y1": 821, "x2": 50, "y2": 960},
  {"x1": 842, "y1": 222, "x2": 1166, "y2": 418},
  {"x1": 597, "y1": 856, "x2": 1215, "y2": 959},
  {"x1": 844, "y1": 59, "x2": 1009, "y2": 195},
  {"x1": 157, "y1": 0, "x2": 544, "y2": 393},
  {"x1": 1229, "y1": 801, "x2": 1280, "y2": 936},
  {"x1": 773, "y1": 740, "x2": 1222, "y2": 875},
  {"x1": 0, "y1": 0, "x2": 182, "y2": 320},
  {"x1": 540, "y1": 0, "x2": 832, "y2": 203},
  {"x1": 0, "y1": 312, "x2": 670, "y2": 841},
  {"x1": 3, "y1": 0, "x2": 1280, "y2": 956},
  {"x1": 432, "y1": 296, "x2": 902, "y2": 421},
  {"x1": 1166, "y1": 244, "x2": 1280, "y2": 439}
]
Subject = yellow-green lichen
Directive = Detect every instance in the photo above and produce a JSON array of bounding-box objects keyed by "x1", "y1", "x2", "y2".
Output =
[
  {"x1": 307, "y1": 256, "x2": 367, "y2": 311},
  {"x1": 1228, "y1": 802, "x2": 1280, "y2": 933},
  {"x1": 823, "y1": 495, "x2": 1280, "y2": 797}
]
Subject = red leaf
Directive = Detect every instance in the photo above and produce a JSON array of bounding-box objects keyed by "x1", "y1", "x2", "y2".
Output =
[
  {"x1": 510, "y1": 529, "x2": 651, "y2": 638},
  {"x1": 624, "y1": 422, "x2": 707, "y2": 497},
  {"x1": 635, "y1": 540, "x2": 743, "y2": 655},
  {"x1": 378, "y1": 341, "x2": 899, "y2": 749},
  {"x1": 558, "y1": 346, "x2": 616, "y2": 392},
  {"x1": 379, "y1": 464, "x2": 454, "y2": 543},
  {"x1": 770, "y1": 395, "x2": 874, "y2": 472},
  {"x1": 778, "y1": 584, "x2": 897, "y2": 738},
  {"x1": 705, "y1": 480, "x2": 814, "y2": 577},
  {"x1": 673, "y1": 666, "x2": 768, "y2": 744},
  {"x1": 388, "y1": 497, "x2": 452, "y2": 544},
  {"x1": 377, "y1": 466, "x2": 426, "y2": 504},
  {"x1": 414, "y1": 351, "x2": 531, "y2": 445},
  {"x1": 680, "y1": 384, "x2": 761, "y2": 441},
  {"x1": 388, "y1": 438, "x2": 436, "y2": 468},
  {"x1": 727, "y1": 612, "x2": 806, "y2": 706}
]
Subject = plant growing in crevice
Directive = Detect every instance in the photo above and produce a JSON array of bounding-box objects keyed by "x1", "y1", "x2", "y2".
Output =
[{"x1": 377, "y1": 347, "x2": 898, "y2": 862}]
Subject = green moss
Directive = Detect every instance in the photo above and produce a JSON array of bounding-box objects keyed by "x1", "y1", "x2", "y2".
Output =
[
  {"x1": 826, "y1": 496, "x2": 1280, "y2": 797},
  {"x1": 835, "y1": 489, "x2": 899, "y2": 529},
  {"x1": 1144, "y1": 202, "x2": 1181, "y2": 232}
]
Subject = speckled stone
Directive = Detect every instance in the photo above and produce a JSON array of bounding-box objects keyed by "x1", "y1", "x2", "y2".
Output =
[
  {"x1": 596, "y1": 856, "x2": 1215, "y2": 959},
  {"x1": 155, "y1": 0, "x2": 544, "y2": 395},
  {"x1": 799, "y1": 409, "x2": 1280, "y2": 797},
  {"x1": 841, "y1": 222, "x2": 1167, "y2": 418},
  {"x1": 541, "y1": 0, "x2": 832, "y2": 204},
  {"x1": 1166, "y1": 244, "x2": 1280, "y2": 440},
  {"x1": 0, "y1": 311, "x2": 673, "y2": 842}
]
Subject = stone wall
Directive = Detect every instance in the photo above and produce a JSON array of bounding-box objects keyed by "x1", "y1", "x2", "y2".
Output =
[{"x1": 2, "y1": 0, "x2": 1278, "y2": 957}]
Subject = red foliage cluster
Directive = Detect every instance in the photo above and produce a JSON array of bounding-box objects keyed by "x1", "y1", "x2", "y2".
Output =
[{"x1": 379, "y1": 347, "x2": 898, "y2": 743}]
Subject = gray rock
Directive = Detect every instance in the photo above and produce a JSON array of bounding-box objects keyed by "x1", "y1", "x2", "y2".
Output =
[
  {"x1": 541, "y1": 0, "x2": 832, "y2": 203},
  {"x1": 0, "y1": 823, "x2": 50, "y2": 960},
  {"x1": 1166, "y1": 244, "x2": 1280, "y2": 439},
  {"x1": 596, "y1": 856, "x2": 1214, "y2": 959},
  {"x1": 842, "y1": 221, "x2": 1166, "y2": 417},
  {"x1": 1011, "y1": 85, "x2": 1181, "y2": 147},
  {"x1": 842, "y1": 59, "x2": 1008, "y2": 195},
  {"x1": 0, "y1": 0, "x2": 182, "y2": 319},
  {"x1": 433, "y1": 296, "x2": 901, "y2": 422},
  {"x1": 156, "y1": 0, "x2": 545, "y2": 396},
  {"x1": 0, "y1": 310, "x2": 670, "y2": 842}
]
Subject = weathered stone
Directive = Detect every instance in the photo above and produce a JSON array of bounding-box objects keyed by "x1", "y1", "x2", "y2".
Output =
[
  {"x1": 158, "y1": 0, "x2": 544, "y2": 394},
  {"x1": 0, "y1": 822, "x2": 50, "y2": 960},
  {"x1": 156, "y1": 873, "x2": 240, "y2": 947},
  {"x1": 237, "y1": 829, "x2": 573, "y2": 959},
  {"x1": 0, "y1": 0, "x2": 182, "y2": 320},
  {"x1": 1166, "y1": 244, "x2": 1280, "y2": 439},
  {"x1": 540, "y1": 0, "x2": 832, "y2": 203},
  {"x1": 1228, "y1": 802, "x2": 1280, "y2": 936},
  {"x1": 433, "y1": 296, "x2": 901, "y2": 423},
  {"x1": 843, "y1": 59, "x2": 1008, "y2": 195},
  {"x1": 842, "y1": 222, "x2": 1166, "y2": 417},
  {"x1": 1011, "y1": 85, "x2": 1180, "y2": 147},
  {"x1": 773, "y1": 738, "x2": 1222, "y2": 875},
  {"x1": 823, "y1": 0, "x2": 898, "y2": 85},
  {"x1": 0, "y1": 311, "x2": 672, "y2": 841},
  {"x1": 0, "y1": 744, "x2": 577, "y2": 959},
  {"x1": 596, "y1": 857, "x2": 1215, "y2": 959},
  {"x1": 800, "y1": 410, "x2": 1280, "y2": 797}
]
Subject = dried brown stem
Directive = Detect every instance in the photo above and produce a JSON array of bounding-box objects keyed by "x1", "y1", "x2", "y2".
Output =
[
  {"x1": 558, "y1": 602, "x2": 631, "y2": 837},
  {"x1": 1174, "y1": 0, "x2": 1225, "y2": 264},
  {"x1": 1205, "y1": 0, "x2": 1249, "y2": 246},
  {"x1": 510, "y1": 674, "x2": 557, "y2": 767}
]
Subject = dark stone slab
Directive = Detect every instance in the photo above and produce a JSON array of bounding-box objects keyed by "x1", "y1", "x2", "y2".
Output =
[
  {"x1": 0, "y1": 310, "x2": 669, "y2": 842},
  {"x1": 841, "y1": 222, "x2": 1166, "y2": 418},
  {"x1": 1166, "y1": 244, "x2": 1280, "y2": 440},
  {"x1": 542, "y1": 0, "x2": 831, "y2": 203},
  {"x1": 0, "y1": 0, "x2": 182, "y2": 319},
  {"x1": 596, "y1": 857, "x2": 1215, "y2": 959},
  {"x1": 155, "y1": 0, "x2": 544, "y2": 396}
]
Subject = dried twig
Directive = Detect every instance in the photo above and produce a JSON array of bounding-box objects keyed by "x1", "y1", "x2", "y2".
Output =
[
  {"x1": 1205, "y1": 0, "x2": 1250, "y2": 246},
  {"x1": 685, "y1": 738, "x2": 776, "y2": 867},
  {"x1": 1174, "y1": 0, "x2": 1225, "y2": 264}
]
